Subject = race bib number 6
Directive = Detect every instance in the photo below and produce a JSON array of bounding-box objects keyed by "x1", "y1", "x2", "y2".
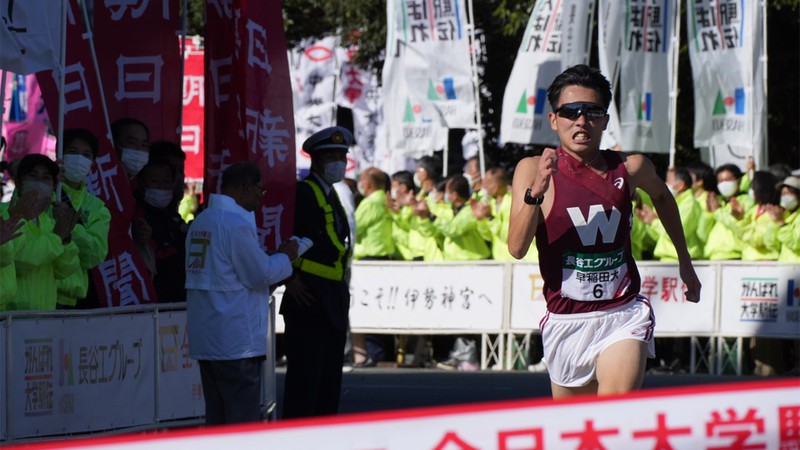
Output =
[{"x1": 561, "y1": 248, "x2": 630, "y2": 301}]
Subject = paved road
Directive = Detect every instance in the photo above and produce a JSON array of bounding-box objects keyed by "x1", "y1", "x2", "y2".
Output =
[{"x1": 274, "y1": 368, "x2": 769, "y2": 418}]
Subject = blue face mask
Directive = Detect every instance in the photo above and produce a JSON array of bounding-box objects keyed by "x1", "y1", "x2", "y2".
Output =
[{"x1": 322, "y1": 161, "x2": 346, "y2": 184}]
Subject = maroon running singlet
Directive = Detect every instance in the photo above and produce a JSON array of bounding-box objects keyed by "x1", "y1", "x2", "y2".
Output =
[{"x1": 535, "y1": 148, "x2": 641, "y2": 314}]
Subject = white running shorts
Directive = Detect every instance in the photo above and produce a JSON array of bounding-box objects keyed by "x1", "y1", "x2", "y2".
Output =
[{"x1": 540, "y1": 296, "x2": 656, "y2": 387}]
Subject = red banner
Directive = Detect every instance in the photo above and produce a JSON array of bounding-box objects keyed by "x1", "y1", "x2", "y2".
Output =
[
  {"x1": 205, "y1": 0, "x2": 296, "y2": 250},
  {"x1": 93, "y1": 0, "x2": 182, "y2": 143},
  {"x1": 37, "y1": 0, "x2": 155, "y2": 307},
  {"x1": 1, "y1": 73, "x2": 55, "y2": 161},
  {"x1": 181, "y1": 37, "x2": 204, "y2": 183}
]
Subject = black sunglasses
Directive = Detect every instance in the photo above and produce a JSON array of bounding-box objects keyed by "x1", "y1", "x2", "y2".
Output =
[{"x1": 554, "y1": 102, "x2": 608, "y2": 121}]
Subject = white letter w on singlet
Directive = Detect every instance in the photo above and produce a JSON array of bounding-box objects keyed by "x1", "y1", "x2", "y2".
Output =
[{"x1": 567, "y1": 205, "x2": 621, "y2": 246}]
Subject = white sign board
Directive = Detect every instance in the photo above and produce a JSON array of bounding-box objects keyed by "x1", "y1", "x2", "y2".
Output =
[
  {"x1": 156, "y1": 311, "x2": 204, "y2": 420},
  {"x1": 349, "y1": 263, "x2": 505, "y2": 331},
  {"x1": 719, "y1": 264, "x2": 800, "y2": 337},
  {"x1": 510, "y1": 262, "x2": 717, "y2": 335},
  {"x1": 9, "y1": 315, "x2": 155, "y2": 439}
]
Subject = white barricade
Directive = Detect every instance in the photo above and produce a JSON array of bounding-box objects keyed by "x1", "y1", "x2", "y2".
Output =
[
  {"x1": 8, "y1": 314, "x2": 156, "y2": 439},
  {"x1": 156, "y1": 310, "x2": 204, "y2": 420},
  {"x1": 719, "y1": 263, "x2": 800, "y2": 338}
]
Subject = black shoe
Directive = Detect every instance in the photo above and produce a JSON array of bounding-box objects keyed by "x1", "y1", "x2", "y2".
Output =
[{"x1": 353, "y1": 358, "x2": 377, "y2": 368}]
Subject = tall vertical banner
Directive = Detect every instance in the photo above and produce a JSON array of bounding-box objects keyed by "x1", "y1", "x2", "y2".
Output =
[
  {"x1": 619, "y1": 0, "x2": 678, "y2": 153},
  {"x1": 93, "y1": 1, "x2": 181, "y2": 143},
  {"x1": 291, "y1": 36, "x2": 339, "y2": 179},
  {"x1": 337, "y1": 45, "x2": 382, "y2": 178},
  {"x1": 205, "y1": 0, "x2": 296, "y2": 250},
  {"x1": 383, "y1": 0, "x2": 458, "y2": 157},
  {"x1": 500, "y1": 0, "x2": 594, "y2": 146},
  {"x1": 688, "y1": 0, "x2": 765, "y2": 168},
  {"x1": 181, "y1": 37, "x2": 205, "y2": 183},
  {"x1": 597, "y1": 0, "x2": 624, "y2": 150},
  {"x1": 37, "y1": 0, "x2": 156, "y2": 307}
]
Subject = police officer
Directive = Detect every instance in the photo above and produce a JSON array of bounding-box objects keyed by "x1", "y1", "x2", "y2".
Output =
[{"x1": 281, "y1": 126, "x2": 353, "y2": 418}]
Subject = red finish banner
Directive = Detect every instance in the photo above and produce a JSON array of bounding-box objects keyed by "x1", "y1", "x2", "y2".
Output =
[
  {"x1": 37, "y1": 0, "x2": 155, "y2": 307},
  {"x1": 181, "y1": 37, "x2": 204, "y2": 183},
  {"x1": 93, "y1": 0, "x2": 182, "y2": 143},
  {"x1": 204, "y1": 0, "x2": 296, "y2": 250}
]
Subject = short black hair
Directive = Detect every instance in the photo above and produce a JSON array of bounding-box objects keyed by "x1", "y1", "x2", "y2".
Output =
[
  {"x1": 111, "y1": 117, "x2": 150, "y2": 144},
  {"x1": 221, "y1": 161, "x2": 261, "y2": 190},
  {"x1": 547, "y1": 64, "x2": 612, "y2": 109},
  {"x1": 17, "y1": 154, "x2": 58, "y2": 182},
  {"x1": 686, "y1": 161, "x2": 715, "y2": 192},
  {"x1": 447, "y1": 174, "x2": 470, "y2": 200},
  {"x1": 62, "y1": 128, "x2": 99, "y2": 158},
  {"x1": 673, "y1": 168, "x2": 693, "y2": 188},
  {"x1": 715, "y1": 164, "x2": 743, "y2": 180},
  {"x1": 137, "y1": 159, "x2": 176, "y2": 183},
  {"x1": 149, "y1": 140, "x2": 186, "y2": 162},
  {"x1": 751, "y1": 170, "x2": 778, "y2": 205},
  {"x1": 417, "y1": 155, "x2": 442, "y2": 179},
  {"x1": 391, "y1": 170, "x2": 417, "y2": 194}
]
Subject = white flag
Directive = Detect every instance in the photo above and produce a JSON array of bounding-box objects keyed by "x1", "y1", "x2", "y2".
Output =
[
  {"x1": 618, "y1": 0, "x2": 679, "y2": 153},
  {"x1": 290, "y1": 36, "x2": 339, "y2": 178},
  {"x1": 597, "y1": 0, "x2": 624, "y2": 150},
  {"x1": 382, "y1": 0, "x2": 448, "y2": 157},
  {"x1": 688, "y1": 0, "x2": 765, "y2": 167},
  {"x1": 336, "y1": 45, "x2": 383, "y2": 176},
  {"x1": 0, "y1": 0, "x2": 64, "y2": 74},
  {"x1": 499, "y1": 0, "x2": 594, "y2": 146}
]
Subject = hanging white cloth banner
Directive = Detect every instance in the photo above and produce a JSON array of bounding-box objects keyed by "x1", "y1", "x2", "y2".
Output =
[
  {"x1": 688, "y1": 0, "x2": 765, "y2": 168},
  {"x1": 618, "y1": 0, "x2": 678, "y2": 154},
  {"x1": 499, "y1": 0, "x2": 594, "y2": 146},
  {"x1": 291, "y1": 36, "x2": 339, "y2": 178},
  {"x1": 383, "y1": 0, "x2": 458, "y2": 157},
  {"x1": 597, "y1": 0, "x2": 624, "y2": 150},
  {"x1": 0, "y1": 0, "x2": 64, "y2": 74},
  {"x1": 336, "y1": 46, "x2": 382, "y2": 177}
]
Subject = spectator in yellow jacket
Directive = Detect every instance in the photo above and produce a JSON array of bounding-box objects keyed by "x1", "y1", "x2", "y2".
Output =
[
  {"x1": 354, "y1": 167, "x2": 395, "y2": 260},
  {"x1": 704, "y1": 164, "x2": 752, "y2": 260},
  {"x1": 739, "y1": 171, "x2": 780, "y2": 261},
  {"x1": 56, "y1": 129, "x2": 111, "y2": 308},
  {"x1": 471, "y1": 167, "x2": 537, "y2": 261},
  {"x1": 764, "y1": 176, "x2": 800, "y2": 262},
  {"x1": 0, "y1": 204, "x2": 28, "y2": 309},
  {"x1": 638, "y1": 167, "x2": 703, "y2": 261},
  {"x1": 414, "y1": 175, "x2": 490, "y2": 260},
  {"x1": 2, "y1": 154, "x2": 81, "y2": 311}
]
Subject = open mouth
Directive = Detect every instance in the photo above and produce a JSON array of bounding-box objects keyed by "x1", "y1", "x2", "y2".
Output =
[{"x1": 572, "y1": 131, "x2": 591, "y2": 144}]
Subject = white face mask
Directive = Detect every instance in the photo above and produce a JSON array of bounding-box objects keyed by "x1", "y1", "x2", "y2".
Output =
[
  {"x1": 357, "y1": 183, "x2": 367, "y2": 197},
  {"x1": 717, "y1": 180, "x2": 738, "y2": 198},
  {"x1": 748, "y1": 189, "x2": 756, "y2": 201},
  {"x1": 463, "y1": 172, "x2": 475, "y2": 189},
  {"x1": 144, "y1": 188, "x2": 173, "y2": 209},
  {"x1": 322, "y1": 161, "x2": 346, "y2": 184},
  {"x1": 390, "y1": 188, "x2": 398, "y2": 199},
  {"x1": 63, "y1": 154, "x2": 93, "y2": 183},
  {"x1": 24, "y1": 180, "x2": 53, "y2": 198},
  {"x1": 413, "y1": 173, "x2": 422, "y2": 189},
  {"x1": 780, "y1": 195, "x2": 799, "y2": 211},
  {"x1": 121, "y1": 148, "x2": 149, "y2": 176},
  {"x1": 667, "y1": 184, "x2": 680, "y2": 197}
]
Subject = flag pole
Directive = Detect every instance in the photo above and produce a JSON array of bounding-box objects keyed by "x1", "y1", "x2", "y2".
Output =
[
  {"x1": 759, "y1": 0, "x2": 768, "y2": 166},
  {"x1": 79, "y1": 0, "x2": 114, "y2": 147},
  {"x1": 466, "y1": 0, "x2": 485, "y2": 179},
  {"x1": 177, "y1": 0, "x2": 188, "y2": 138},
  {"x1": 667, "y1": 0, "x2": 681, "y2": 168},
  {"x1": 56, "y1": 0, "x2": 68, "y2": 200}
]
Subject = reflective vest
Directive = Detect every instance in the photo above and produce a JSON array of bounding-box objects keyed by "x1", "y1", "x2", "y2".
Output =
[{"x1": 292, "y1": 179, "x2": 350, "y2": 281}]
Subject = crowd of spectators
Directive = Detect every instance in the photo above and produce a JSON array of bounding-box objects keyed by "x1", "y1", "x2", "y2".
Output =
[
  {"x1": 1, "y1": 129, "x2": 796, "y2": 374},
  {"x1": 0, "y1": 119, "x2": 190, "y2": 311}
]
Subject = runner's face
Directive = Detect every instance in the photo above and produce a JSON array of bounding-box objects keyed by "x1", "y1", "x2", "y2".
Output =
[{"x1": 548, "y1": 85, "x2": 608, "y2": 155}]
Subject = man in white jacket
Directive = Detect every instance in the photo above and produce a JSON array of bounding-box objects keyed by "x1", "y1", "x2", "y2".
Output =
[{"x1": 185, "y1": 161, "x2": 298, "y2": 425}]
